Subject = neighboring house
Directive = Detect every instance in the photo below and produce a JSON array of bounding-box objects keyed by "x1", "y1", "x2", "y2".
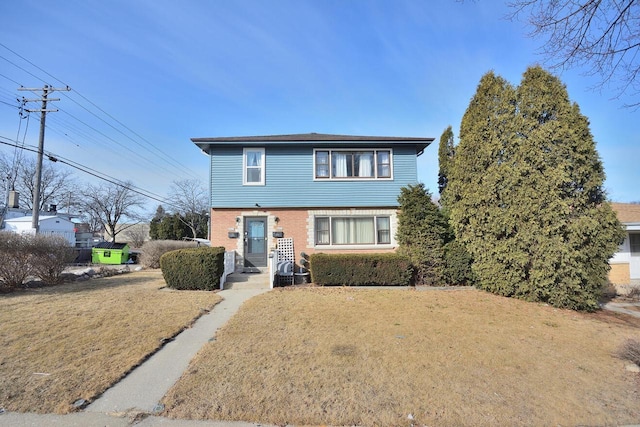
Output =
[
  {"x1": 102, "y1": 223, "x2": 150, "y2": 248},
  {"x1": 3, "y1": 215, "x2": 76, "y2": 246},
  {"x1": 610, "y1": 203, "x2": 640, "y2": 285},
  {"x1": 92, "y1": 242, "x2": 130, "y2": 264},
  {"x1": 193, "y1": 133, "x2": 433, "y2": 268}
]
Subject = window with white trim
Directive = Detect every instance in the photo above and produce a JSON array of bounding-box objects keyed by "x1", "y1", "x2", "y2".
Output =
[
  {"x1": 314, "y1": 149, "x2": 392, "y2": 179},
  {"x1": 315, "y1": 216, "x2": 391, "y2": 245},
  {"x1": 243, "y1": 148, "x2": 265, "y2": 185},
  {"x1": 631, "y1": 233, "x2": 640, "y2": 255}
]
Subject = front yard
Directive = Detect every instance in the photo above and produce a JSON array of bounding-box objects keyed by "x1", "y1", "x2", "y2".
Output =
[
  {"x1": 161, "y1": 287, "x2": 640, "y2": 427},
  {"x1": 1, "y1": 271, "x2": 639, "y2": 426},
  {"x1": 0, "y1": 269, "x2": 221, "y2": 414}
]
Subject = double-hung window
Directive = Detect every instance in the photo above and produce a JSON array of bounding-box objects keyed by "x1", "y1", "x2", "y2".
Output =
[
  {"x1": 243, "y1": 148, "x2": 265, "y2": 185},
  {"x1": 314, "y1": 149, "x2": 392, "y2": 179},
  {"x1": 315, "y1": 215, "x2": 391, "y2": 246}
]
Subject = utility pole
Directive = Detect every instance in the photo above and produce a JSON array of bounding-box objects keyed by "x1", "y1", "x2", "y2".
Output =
[{"x1": 18, "y1": 85, "x2": 70, "y2": 232}]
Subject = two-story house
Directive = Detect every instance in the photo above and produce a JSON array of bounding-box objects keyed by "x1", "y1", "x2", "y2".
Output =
[{"x1": 193, "y1": 133, "x2": 433, "y2": 269}]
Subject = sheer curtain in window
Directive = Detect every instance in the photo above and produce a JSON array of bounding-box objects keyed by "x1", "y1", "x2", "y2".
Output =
[
  {"x1": 357, "y1": 152, "x2": 373, "y2": 177},
  {"x1": 333, "y1": 153, "x2": 348, "y2": 177},
  {"x1": 332, "y1": 218, "x2": 374, "y2": 244},
  {"x1": 246, "y1": 150, "x2": 262, "y2": 183},
  {"x1": 247, "y1": 151, "x2": 261, "y2": 167}
]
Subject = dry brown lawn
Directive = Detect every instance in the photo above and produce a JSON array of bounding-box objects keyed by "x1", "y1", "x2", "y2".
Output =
[
  {"x1": 162, "y1": 287, "x2": 640, "y2": 427},
  {"x1": 0, "y1": 269, "x2": 220, "y2": 414}
]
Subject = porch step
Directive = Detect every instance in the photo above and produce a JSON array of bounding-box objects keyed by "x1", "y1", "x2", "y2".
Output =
[{"x1": 223, "y1": 271, "x2": 270, "y2": 290}]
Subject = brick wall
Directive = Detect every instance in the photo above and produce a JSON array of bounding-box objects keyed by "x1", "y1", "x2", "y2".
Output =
[
  {"x1": 209, "y1": 207, "x2": 398, "y2": 268},
  {"x1": 609, "y1": 263, "x2": 630, "y2": 285}
]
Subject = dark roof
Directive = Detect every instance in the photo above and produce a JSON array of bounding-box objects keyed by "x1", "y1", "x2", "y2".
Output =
[
  {"x1": 94, "y1": 242, "x2": 128, "y2": 250},
  {"x1": 192, "y1": 133, "x2": 434, "y2": 155}
]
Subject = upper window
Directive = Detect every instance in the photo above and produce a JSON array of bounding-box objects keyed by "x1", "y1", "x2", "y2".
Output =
[
  {"x1": 314, "y1": 149, "x2": 392, "y2": 180},
  {"x1": 243, "y1": 148, "x2": 265, "y2": 185}
]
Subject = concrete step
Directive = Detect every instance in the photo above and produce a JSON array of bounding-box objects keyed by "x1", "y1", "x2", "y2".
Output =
[{"x1": 223, "y1": 271, "x2": 270, "y2": 290}]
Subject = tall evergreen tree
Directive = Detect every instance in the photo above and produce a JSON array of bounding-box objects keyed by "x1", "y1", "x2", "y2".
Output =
[
  {"x1": 448, "y1": 67, "x2": 623, "y2": 310},
  {"x1": 396, "y1": 183, "x2": 450, "y2": 285},
  {"x1": 437, "y1": 125, "x2": 455, "y2": 198}
]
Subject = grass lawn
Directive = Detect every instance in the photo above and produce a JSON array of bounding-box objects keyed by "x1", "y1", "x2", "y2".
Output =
[
  {"x1": 0, "y1": 269, "x2": 221, "y2": 414},
  {"x1": 162, "y1": 287, "x2": 640, "y2": 427}
]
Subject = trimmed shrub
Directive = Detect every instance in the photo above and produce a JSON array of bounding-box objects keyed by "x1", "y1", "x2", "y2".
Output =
[
  {"x1": 0, "y1": 231, "x2": 34, "y2": 291},
  {"x1": 160, "y1": 246, "x2": 225, "y2": 290},
  {"x1": 310, "y1": 253, "x2": 413, "y2": 286},
  {"x1": 30, "y1": 234, "x2": 76, "y2": 285},
  {"x1": 442, "y1": 240, "x2": 476, "y2": 286},
  {"x1": 140, "y1": 240, "x2": 197, "y2": 269}
]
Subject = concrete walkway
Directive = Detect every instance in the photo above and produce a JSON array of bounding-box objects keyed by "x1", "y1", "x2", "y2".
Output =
[
  {"x1": 0, "y1": 272, "x2": 272, "y2": 427},
  {"x1": 86, "y1": 287, "x2": 269, "y2": 414},
  {"x1": 601, "y1": 301, "x2": 640, "y2": 318}
]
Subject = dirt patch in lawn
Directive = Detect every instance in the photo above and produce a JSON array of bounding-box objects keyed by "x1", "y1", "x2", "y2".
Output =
[
  {"x1": 0, "y1": 269, "x2": 221, "y2": 414},
  {"x1": 162, "y1": 287, "x2": 640, "y2": 427}
]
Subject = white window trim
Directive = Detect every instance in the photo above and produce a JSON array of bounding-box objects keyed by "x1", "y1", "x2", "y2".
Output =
[
  {"x1": 307, "y1": 209, "x2": 397, "y2": 249},
  {"x1": 243, "y1": 147, "x2": 265, "y2": 186},
  {"x1": 313, "y1": 148, "x2": 394, "y2": 181}
]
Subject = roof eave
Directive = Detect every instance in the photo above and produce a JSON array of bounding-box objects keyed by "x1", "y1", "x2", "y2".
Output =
[{"x1": 192, "y1": 133, "x2": 433, "y2": 155}]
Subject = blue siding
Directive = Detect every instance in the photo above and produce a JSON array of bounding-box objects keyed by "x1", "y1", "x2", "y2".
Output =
[{"x1": 210, "y1": 145, "x2": 420, "y2": 208}]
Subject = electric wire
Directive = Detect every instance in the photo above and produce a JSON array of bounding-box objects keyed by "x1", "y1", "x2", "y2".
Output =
[
  {"x1": 0, "y1": 71, "x2": 22, "y2": 86},
  {"x1": 0, "y1": 134, "x2": 181, "y2": 209},
  {"x1": 0, "y1": 45, "x2": 210, "y2": 215},
  {"x1": 0, "y1": 43, "x2": 200, "y2": 179}
]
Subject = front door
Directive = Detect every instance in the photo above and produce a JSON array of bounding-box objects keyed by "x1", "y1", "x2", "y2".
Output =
[{"x1": 244, "y1": 216, "x2": 267, "y2": 267}]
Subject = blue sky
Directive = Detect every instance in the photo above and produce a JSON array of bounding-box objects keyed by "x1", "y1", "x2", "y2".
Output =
[{"x1": 0, "y1": 0, "x2": 638, "y2": 211}]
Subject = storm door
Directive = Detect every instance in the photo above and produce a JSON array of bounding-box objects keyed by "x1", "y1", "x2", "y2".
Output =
[{"x1": 244, "y1": 216, "x2": 267, "y2": 267}]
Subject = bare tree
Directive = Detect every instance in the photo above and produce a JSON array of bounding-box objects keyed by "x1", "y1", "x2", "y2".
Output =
[
  {"x1": 509, "y1": 0, "x2": 640, "y2": 107},
  {"x1": 167, "y1": 179, "x2": 209, "y2": 238},
  {"x1": 8, "y1": 155, "x2": 76, "y2": 211},
  {"x1": 120, "y1": 223, "x2": 150, "y2": 248},
  {"x1": 80, "y1": 181, "x2": 146, "y2": 243}
]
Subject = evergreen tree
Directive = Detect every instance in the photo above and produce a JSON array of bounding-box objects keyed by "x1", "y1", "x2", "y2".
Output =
[
  {"x1": 396, "y1": 184, "x2": 450, "y2": 285},
  {"x1": 448, "y1": 66, "x2": 623, "y2": 310},
  {"x1": 437, "y1": 125, "x2": 455, "y2": 198},
  {"x1": 149, "y1": 205, "x2": 167, "y2": 240}
]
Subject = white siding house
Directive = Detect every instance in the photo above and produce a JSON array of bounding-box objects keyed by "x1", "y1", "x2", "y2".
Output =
[
  {"x1": 3, "y1": 215, "x2": 76, "y2": 246},
  {"x1": 610, "y1": 203, "x2": 640, "y2": 285}
]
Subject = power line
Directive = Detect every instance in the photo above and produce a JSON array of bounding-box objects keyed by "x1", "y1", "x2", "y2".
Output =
[
  {"x1": 0, "y1": 135, "x2": 179, "y2": 209},
  {"x1": 0, "y1": 71, "x2": 24, "y2": 87},
  {"x1": 0, "y1": 43, "x2": 199, "y2": 179},
  {"x1": 0, "y1": 53, "x2": 46, "y2": 85}
]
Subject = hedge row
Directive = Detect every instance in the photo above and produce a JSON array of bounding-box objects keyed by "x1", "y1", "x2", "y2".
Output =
[
  {"x1": 309, "y1": 253, "x2": 413, "y2": 286},
  {"x1": 160, "y1": 246, "x2": 225, "y2": 290}
]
